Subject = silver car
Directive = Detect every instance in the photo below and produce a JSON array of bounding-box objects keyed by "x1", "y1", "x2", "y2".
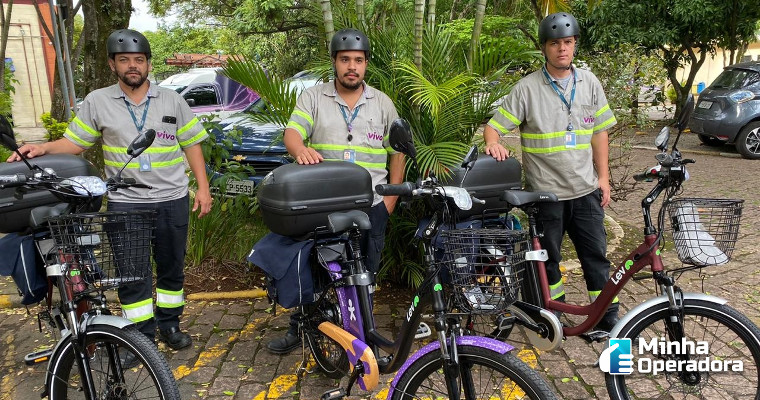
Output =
[{"x1": 689, "y1": 61, "x2": 760, "y2": 159}]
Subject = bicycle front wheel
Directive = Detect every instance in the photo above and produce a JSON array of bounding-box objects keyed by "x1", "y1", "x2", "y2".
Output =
[
  {"x1": 389, "y1": 344, "x2": 557, "y2": 399},
  {"x1": 47, "y1": 325, "x2": 180, "y2": 400},
  {"x1": 606, "y1": 299, "x2": 760, "y2": 399}
]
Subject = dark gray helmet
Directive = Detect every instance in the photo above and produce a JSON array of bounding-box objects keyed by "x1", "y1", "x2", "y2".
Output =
[
  {"x1": 538, "y1": 12, "x2": 580, "y2": 44},
  {"x1": 107, "y1": 29, "x2": 151, "y2": 59},
  {"x1": 330, "y1": 28, "x2": 370, "y2": 59}
]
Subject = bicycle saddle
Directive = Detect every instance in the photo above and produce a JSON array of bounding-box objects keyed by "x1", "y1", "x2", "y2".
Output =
[
  {"x1": 327, "y1": 210, "x2": 371, "y2": 233},
  {"x1": 500, "y1": 190, "x2": 558, "y2": 206}
]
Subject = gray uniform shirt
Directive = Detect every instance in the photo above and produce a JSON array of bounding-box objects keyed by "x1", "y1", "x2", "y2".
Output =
[
  {"x1": 65, "y1": 83, "x2": 208, "y2": 202},
  {"x1": 487, "y1": 66, "x2": 616, "y2": 200},
  {"x1": 286, "y1": 81, "x2": 399, "y2": 205}
]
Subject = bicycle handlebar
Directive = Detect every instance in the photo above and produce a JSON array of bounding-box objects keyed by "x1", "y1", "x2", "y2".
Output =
[
  {"x1": 376, "y1": 182, "x2": 415, "y2": 196},
  {"x1": 0, "y1": 173, "x2": 27, "y2": 188}
]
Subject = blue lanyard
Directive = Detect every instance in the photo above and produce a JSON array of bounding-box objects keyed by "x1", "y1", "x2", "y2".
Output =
[
  {"x1": 339, "y1": 104, "x2": 361, "y2": 133},
  {"x1": 542, "y1": 66, "x2": 576, "y2": 114},
  {"x1": 124, "y1": 97, "x2": 151, "y2": 133}
]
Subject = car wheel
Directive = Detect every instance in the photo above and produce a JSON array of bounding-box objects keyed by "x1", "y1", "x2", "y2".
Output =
[
  {"x1": 698, "y1": 134, "x2": 725, "y2": 147},
  {"x1": 736, "y1": 122, "x2": 760, "y2": 160}
]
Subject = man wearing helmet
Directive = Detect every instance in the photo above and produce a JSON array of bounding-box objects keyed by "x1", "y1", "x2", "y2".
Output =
[
  {"x1": 483, "y1": 13, "x2": 619, "y2": 332},
  {"x1": 266, "y1": 28, "x2": 405, "y2": 354},
  {"x1": 7, "y1": 29, "x2": 211, "y2": 351}
]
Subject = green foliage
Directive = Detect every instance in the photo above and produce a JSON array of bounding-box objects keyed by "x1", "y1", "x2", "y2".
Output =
[
  {"x1": 0, "y1": 146, "x2": 10, "y2": 162},
  {"x1": 41, "y1": 112, "x2": 70, "y2": 142},
  {"x1": 0, "y1": 60, "x2": 17, "y2": 120}
]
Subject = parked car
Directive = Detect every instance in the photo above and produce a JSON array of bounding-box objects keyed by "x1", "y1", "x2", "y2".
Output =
[
  {"x1": 159, "y1": 68, "x2": 259, "y2": 120},
  {"x1": 689, "y1": 61, "x2": 760, "y2": 159},
  {"x1": 209, "y1": 73, "x2": 321, "y2": 194}
]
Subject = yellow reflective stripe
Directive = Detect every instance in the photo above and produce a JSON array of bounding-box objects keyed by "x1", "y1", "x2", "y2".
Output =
[
  {"x1": 612, "y1": 296, "x2": 619, "y2": 304},
  {"x1": 103, "y1": 145, "x2": 180, "y2": 154},
  {"x1": 594, "y1": 104, "x2": 610, "y2": 118},
  {"x1": 65, "y1": 129, "x2": 95, "y2": 148},
  {"x1": 523, "y1": 144, "x2": 591, "y2": 154},
  {"x1": 589, "y1": 291, "x2": 619, "y2": 304},
  {"x1": 521, "y1": 129, "x2": 593, "y2": 140},
  {"x1": 104, "y1": 157, "x2": 184, "y2": 168},
  {"x1": 594, "y1": 116, "x2": 616, "y2": 132},
  {"x1": 549, "y1": 280, "x2": 564, "y2": 300},
  {"x1": 73, "y1": 116, "x2": 101, "y2": 138},
  {"x1": 384, "y1": 146, "x2": 394, "y2": 152},
  {"x1": 156, "y1": 288, "x2": 185, "y2": 308},
  {"x1": 292, "y1": 110, "x2": 313, "y2": 126},
  {"x1": 122, "y1": 298, "x2": 153, "y2": 322},
  {"x1": 311, "y1": 143, "x2": 388, "y2": 155},
  {"x1": 286, "y1": 122, "x2": 308, "y2": 140},
  {"x1": 177, "y1": 117, "x2": 200, "y2": 136},
  {"x1": 179, "y1": 129, "x2": 208, "y2": 147},
  {"x1": 489, "y1": 119, "x2": 509, "y2": 135},
  {"x1": 322, "y1": 158, "x2": 387, "y2": 169},
  {"x1": 498, "y1": 107, "x2": 521, "y2": 126}
]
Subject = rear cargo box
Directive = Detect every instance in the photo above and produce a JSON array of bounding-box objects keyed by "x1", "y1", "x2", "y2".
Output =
[
  {"x1": 0, "y1": 154, "x2": 100, "y2": 233},
  {"x1": 442, "y1": 155, "x2": 522, "y2": 219},
  {"x1": 258, "y1": 161, "x2": 374, "y2": 237}
]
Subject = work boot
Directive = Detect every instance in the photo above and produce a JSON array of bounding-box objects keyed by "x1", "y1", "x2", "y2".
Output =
[
  {"x1": 266, "y1": 332, "x2": 300, "y2": 355},
  {"x1": 159, "y1": 326, "x2": 192, "y2": 350},
  {"x1": 594, "y1": 307, "x2": 620, "y2": 333}
]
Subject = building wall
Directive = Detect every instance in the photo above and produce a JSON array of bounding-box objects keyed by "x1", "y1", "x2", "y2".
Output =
[
  {"x1": 678, "y1": 42, "x2": 760, "y2": 93},
  {"x1": 5, "y1": 1, "x2": 54, "y2": 128}
]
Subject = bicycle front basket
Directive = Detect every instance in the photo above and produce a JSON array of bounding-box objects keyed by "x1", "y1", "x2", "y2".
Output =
[
  {"x1": 440, "y1": 228, "x2": 530, "y2": 314},
  {"x1": 46, "y1": 210, "x2": 156, "y2": 293},
  {"x1": 666, "y1": 198, "x2": 743, "y2": 267}
]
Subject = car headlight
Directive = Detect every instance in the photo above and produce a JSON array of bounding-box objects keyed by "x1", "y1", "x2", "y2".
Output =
[
  {"x1": 441, "y1": 186, "x2": 472, "y2": 211},
  {"x1": 728, "y1": 90, "x2": 754, "y2": 104}
]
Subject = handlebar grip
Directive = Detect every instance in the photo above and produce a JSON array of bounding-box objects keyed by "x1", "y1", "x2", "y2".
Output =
[
  {"x1": 0, "y1": 173, "x2": 27, "y2": 188},
  {"x1": 132, "y1": 183, "x2": 152, "y2": 189},
  {"x1": 632, "y1": 172, "x2": 650, "y2": 182},
  {"x1": 375, "y1": 182, "x2": 415, "y2": 196},
  {"x1": 123, "y1": 177, "x2": 136, "y2": 184}
]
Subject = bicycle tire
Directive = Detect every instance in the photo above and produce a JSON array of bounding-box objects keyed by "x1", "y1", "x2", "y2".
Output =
[
  {"x1": 606, "y1": 299, "x2": 760, "y2": 399},
  {"x1": 389, "y1": 344, "x2": 557, "y2": 399},
  {"x1": 47, "y1": 325, "x2": 180, "y2": 400},
  {"x1": 303, "y1": 285, "x2": 350, "y2": 379}
]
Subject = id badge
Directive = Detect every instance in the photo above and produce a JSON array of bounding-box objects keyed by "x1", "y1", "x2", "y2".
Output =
[
  {"x1": 139, "y1": 154, "x2": 152, "y2": 171},
  {"x1": 343, "y1": 149, "x2": 356, "y2": 163},
  {"x1": 565, "y1": 131, "x2": 576, "y2": 148}
]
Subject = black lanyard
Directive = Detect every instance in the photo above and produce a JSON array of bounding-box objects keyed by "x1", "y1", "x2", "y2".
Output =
[
  {"x1": 124, "y1": 97, "x2": 151, "y2": 133},
  {"x1": 542, "y1": 66, "x2": 576, "y2": 115}
]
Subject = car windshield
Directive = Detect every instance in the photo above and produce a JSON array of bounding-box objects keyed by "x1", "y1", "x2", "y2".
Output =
[{"x1": 710, "y1": 69, "x2": 760, "y2": 90}]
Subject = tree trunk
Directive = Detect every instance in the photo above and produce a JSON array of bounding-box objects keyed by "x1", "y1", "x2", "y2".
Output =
[
  {"x1": 81, "y1": 0, "x2": 131, "y2": 170},
  {"x1": 413, "y1": 0, "x2": 424, "y2": 70},
  {"x1": 0, "y1": 1, "x2": 13, "y2": 94},
  {"x1": 319, "y1": 0, "x2": 334, "y2": 49},
  {"x1": 356, "y1": 0, "x2": 365, "y2": 26},
  {"x1": 467, "y1": 0, "x2": 486, "y2": 69},
  {"x1": 427, "y1": 0, "x2": 436, "y2": 29}
]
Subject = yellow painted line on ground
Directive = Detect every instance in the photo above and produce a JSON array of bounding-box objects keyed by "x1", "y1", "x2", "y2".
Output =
[
  {"x1": 252, "y1": 360, "x2": 313, "y2": 399},
  {"x1": 174, "y1": 316, "x2": 268, "y2": 380},
  {"x1": 517, "y1": 348, "x2": 538, "y2": 369},
  {"x1": 0, "y1": 295, "x2": 11, "y2": 309}
]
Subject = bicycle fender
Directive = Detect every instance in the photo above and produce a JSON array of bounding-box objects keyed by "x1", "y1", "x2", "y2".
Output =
[
  {"x1": 387, "y1": 336, "x2": 514, "y2": 400},
  {"x1": 318, "y1": 321, "x2": 379, "y2": 391},
  {"x1": 609, "y1": 293, "x2": 727, "y2": 339},
  {"x1": 81, "y1": 314, "x2": 135, "y2": 331}
]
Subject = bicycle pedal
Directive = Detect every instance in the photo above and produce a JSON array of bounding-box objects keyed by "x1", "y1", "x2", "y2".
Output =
[
  {"x1": 415, "y1": 322, "x2": 432, "y2": 339},
  {"x1": 24, "y1": 349, "x2": 52, "y2": 366},
  {"x1": 579, "y1": 330, "x2": 609, "y2": 343},
  {"x1": 320, "y1": 388, "x2": 346, "y2": 400}
]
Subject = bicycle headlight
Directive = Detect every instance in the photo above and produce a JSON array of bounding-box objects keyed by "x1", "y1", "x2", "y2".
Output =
[
  {"x1": 63, "y1": 176, "x2": 107, "y2": 196},
  {"x1": 441, "y1": 186, "x2": 472, "y2": 211}
]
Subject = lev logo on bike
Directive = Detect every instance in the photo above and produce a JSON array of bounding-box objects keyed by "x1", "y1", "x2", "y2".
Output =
[{"x1": 599, "y1": 337, "x2": 744, "y2": 375}]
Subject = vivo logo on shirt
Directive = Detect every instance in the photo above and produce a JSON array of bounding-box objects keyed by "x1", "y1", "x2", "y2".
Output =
[
  {"x1": 583, "y1": 116, "x2": 595, "y2": 124},
  {"x1": 157, "y1": 131, "x2": 176, "y2": 141},
  {"x1": 367, "y1": 131, "x2": 383, "y2": 141}
]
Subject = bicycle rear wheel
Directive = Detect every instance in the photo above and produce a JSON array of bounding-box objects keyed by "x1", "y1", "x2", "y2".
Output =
[
  {"x1": 606, "y1": 299, "x2": 760, "y2": 399},
  {"x1": 47, "y1": 325, "x2": 179, "y2": 400},
  {"x1": 303, "y1": 285, "x2": 350, "y2": 379},
  {"x1": 389, "y1": 344, "x2": 556, "y2": 399}
]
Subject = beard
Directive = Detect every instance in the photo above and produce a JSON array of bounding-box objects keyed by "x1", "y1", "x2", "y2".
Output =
[
  {"x1": 336, "y1": 72, "x2": 363, "y2": 91},
  {"x1": 117, "y1": 69, "x2": 148, "y2": 89}
]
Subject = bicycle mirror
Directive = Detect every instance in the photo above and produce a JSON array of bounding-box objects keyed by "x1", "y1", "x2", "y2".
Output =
[
  {"x1": 389, "y1": 119, "x2": 415, "y2": 158},
  {"x1": 127, "y1": 129, "x2": 156, "y2": 157},
  {"x1": 675, "y1": 94, "x2": 694, "y2": 131},
  {"x1": 461, "y1": 145, "x2": 478, "y2": 169},
  {"x1": 655, "y1": 126, "x2": 670, "y2": 152},
  {"x1": 0, "y1": 115, "x2": 18, "y2": 151}
]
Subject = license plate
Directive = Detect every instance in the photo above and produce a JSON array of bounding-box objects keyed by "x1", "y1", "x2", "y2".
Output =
[
  {"x1": 226, "y1": 179, "x2": 254, "y2": 195},
  {"x1": 698, "y1": 101, "x2": 713, "y2": 109}
]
